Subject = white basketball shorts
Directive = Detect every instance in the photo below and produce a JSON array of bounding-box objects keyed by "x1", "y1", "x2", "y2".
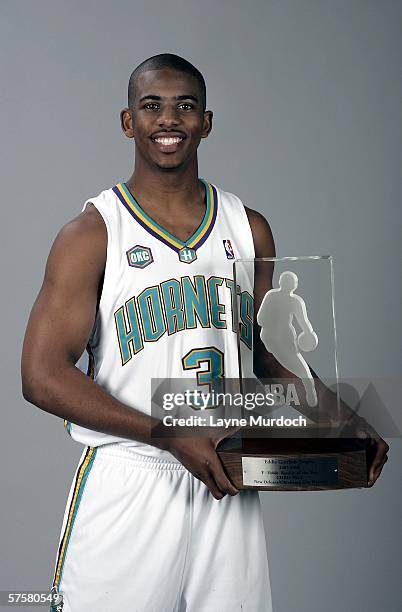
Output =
[{"x1": 50, "y1": 443, "x2": 272, "y2": 611}]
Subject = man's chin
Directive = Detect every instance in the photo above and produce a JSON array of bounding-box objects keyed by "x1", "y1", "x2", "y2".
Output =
[{"x1": 154, "y1": 157, "x2": 186, "y2": 171}]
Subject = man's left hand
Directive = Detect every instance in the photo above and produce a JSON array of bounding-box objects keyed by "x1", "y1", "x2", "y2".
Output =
[{"x1": 354, "y1": 417, "x2": 389, "y2": 486}]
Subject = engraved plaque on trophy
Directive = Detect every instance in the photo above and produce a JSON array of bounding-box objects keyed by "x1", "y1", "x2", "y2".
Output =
[{"x1": 216, "y1": 256, "x2": 371, "y2": 491}]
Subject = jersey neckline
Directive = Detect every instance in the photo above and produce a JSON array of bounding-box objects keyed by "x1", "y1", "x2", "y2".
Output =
[{"x1": 112, "y1": 179, "x2": 218, "y2": 254}]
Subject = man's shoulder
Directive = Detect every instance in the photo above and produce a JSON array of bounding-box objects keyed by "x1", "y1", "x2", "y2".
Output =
[
  {"x1": 68, "y1": 183, "x2": 118, "y2": 240},
  {"x1": 62, "y1": 202, "x2": 106, "y2": 240},
  {"x1": 245, "y1": 206, "x2": 275, "y2": 258},
  {"x1": 211, "y1": 182, "x2": 244, "y2": 208},
  {"x1": 50, "y1": 201, "x2": 107, "y2": 267},
  {"x1": 211, "y1": 182, "x2": 268, "y2": 225}
]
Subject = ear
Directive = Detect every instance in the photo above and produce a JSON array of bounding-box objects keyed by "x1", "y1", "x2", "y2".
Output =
[
  {"x1": 120, "y1": 107, "x2": 134, "y2": 139},
  {"x1": 201, "y1": 110, "x2": 213, "y2": 139}
]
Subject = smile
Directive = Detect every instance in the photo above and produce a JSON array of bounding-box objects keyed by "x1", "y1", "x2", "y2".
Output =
[
  {"x1": 151, "y1": 135, "x2": 185, "y2": 154},
  {"x1": 153, "y1": 137, "x2": 183, "y2": 144}
]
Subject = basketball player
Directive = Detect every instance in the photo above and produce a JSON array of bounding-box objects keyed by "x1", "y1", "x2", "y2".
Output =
[{"x1": 21, "y1": 54, "x2": 388, "y2": 612}]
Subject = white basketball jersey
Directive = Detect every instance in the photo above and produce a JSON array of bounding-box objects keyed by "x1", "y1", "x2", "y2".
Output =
[{"x1": 64, "y1": 179, "x2": 255, "y2": 457}]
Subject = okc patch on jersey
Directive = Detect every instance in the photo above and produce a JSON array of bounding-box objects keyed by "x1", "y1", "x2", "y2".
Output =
[
  {"x1": 126, "y1": 245, "x2": 153, "y2": 268},
  {"x1": 223, "y1": 239, "x2": 235, "y2": 259}
]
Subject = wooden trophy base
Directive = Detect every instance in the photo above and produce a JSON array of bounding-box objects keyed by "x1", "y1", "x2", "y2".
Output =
[{"x1": 217, "y1": 426, "x2": 372, "y2": 491}]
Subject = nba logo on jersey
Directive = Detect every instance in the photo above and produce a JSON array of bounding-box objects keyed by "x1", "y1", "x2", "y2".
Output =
[{"x1": 223, "y1": 239, "x2": 235, "y2": 259}]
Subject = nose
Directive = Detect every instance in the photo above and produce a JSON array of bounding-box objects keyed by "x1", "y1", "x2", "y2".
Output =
[{"x1": 157, "y1": 104, "x2": 180, "y2": 128}]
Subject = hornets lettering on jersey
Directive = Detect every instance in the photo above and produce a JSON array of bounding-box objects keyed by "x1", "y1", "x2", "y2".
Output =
[
  {"x1": 114, "y1": 275, "x2": 253, "y2": 364},
  {"x1": 64, "y1": 179, "x2": 256, "y2": 455}
]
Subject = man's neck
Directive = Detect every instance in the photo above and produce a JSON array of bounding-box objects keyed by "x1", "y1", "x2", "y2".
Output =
[{"x1": 125, "y1": 159, "x2": 204, "y2": 213}]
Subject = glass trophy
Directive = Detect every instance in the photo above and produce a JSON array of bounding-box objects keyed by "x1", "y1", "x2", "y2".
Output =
[{"x1": 216, "y1": 256, "x2": 371, "y2": 490}]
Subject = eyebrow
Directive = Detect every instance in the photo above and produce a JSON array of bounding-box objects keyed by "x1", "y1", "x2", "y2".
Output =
[{"x1": 139, "y1": 94, "x2": 199, "y2": 103}]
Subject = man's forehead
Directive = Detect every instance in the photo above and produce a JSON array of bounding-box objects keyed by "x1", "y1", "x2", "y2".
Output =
[{"x1": 136, "y1": 68, "x2": 199, "y2": 96}]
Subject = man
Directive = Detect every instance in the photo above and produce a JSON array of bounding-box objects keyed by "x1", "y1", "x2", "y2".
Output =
[{"x1": 21, "y1": 53, "x2": 388, "y2": 612}]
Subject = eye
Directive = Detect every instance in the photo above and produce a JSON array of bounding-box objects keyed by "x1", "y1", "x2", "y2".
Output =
[
  {"x1": 178, "y1": 102, "x2": 194, "y2": 110},
  {"x1": 143, "y1": 102, "x2": 160, "y2": 110}
]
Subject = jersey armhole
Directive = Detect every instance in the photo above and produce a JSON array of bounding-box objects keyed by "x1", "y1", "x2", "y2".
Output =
[
  {"x1": 81, "y1": 199, "x2": 111, "y2": 346},
  {"x1": 233, "y1": 194, "x2": 256, "y2": 259}
]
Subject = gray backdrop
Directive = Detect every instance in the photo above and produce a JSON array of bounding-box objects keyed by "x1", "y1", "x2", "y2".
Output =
[{"x1": 1, "y1": 1, "x2": 401, "y2": 611}]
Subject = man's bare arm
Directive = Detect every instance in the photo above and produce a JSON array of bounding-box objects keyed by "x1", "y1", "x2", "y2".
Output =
[
  {"x1": 21, "y1": 204, "x2": 237, "y2": 500},
  {"x1": 21, "y1": 205, "x2": 158, "y2": 440}
]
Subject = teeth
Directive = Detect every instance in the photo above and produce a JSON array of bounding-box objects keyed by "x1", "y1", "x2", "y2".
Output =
[{"x1": 154, "y1": 137, "x2": 182, "y2": 145}]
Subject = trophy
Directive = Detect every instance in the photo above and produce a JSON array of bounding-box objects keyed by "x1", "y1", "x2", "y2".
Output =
[{"x1": 216, "y1": 256, "x2": 372, "y2": 491}]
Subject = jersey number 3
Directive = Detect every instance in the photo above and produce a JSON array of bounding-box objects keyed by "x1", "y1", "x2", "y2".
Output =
[{"x1": 182, "y1": 347, "x2": 224, "y2": 409}]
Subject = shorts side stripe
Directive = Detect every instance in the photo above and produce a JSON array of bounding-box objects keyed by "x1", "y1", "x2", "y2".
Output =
[{"x1": 52, "y1": 446, "x2": 98, "y2": 589}]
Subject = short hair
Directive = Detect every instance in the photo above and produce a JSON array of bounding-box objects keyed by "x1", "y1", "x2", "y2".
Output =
[{"x1": 128, "y1": 53, "x2": 206, "y2": 111}]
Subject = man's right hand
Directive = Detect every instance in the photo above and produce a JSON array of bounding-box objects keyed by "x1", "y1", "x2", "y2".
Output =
[{"x1": 166, "y1": 436, "x2": 239, "y2": 500}]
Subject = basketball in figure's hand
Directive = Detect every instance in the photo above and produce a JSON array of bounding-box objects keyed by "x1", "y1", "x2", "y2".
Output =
[{"x1": 298, "y1": 331, "x2": 318, "y2": 352}]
